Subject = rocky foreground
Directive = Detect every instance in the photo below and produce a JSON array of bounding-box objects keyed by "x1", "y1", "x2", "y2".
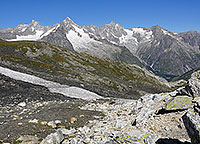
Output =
[{"x1": 0, "y1": 71, "x2": 200, "y2": 144}]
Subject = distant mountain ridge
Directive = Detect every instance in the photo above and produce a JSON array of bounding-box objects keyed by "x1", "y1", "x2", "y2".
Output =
[{"x1": 1, "y1": 17, "x2": 200, "y2": 78}]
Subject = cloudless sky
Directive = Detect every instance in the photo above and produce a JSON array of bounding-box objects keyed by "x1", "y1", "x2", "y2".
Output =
[{"x1": 1, "y1": 0, "x2": 200, "y2": 32}]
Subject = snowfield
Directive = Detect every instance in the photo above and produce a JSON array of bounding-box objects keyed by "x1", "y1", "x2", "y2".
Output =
[
  {"x1": 0, "y1": 66, "x2": 103, "y2": 100},
  {"x1": 7, "y1": 30, "x2": 45, "y2": 41}
]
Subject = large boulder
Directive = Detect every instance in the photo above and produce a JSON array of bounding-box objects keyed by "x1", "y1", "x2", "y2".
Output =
[
  {"x1": 40, "y1": 130, "x2": 64, "y2": 144},
  {"x1": 132, "y1": 92, "x2": 176, "y2": 126},
  {"x1": 182, "y1": 99, "x2": 200, "y2": 144},
  {"x1": 177, "y1": 71, "x2": 200, "y2": 97},
  {"x1": 188, "y1": 71, "x2": 200, "y2": 97},
  {"x1": 165, "y1": 96, "x2": 192, "y2": 111}
]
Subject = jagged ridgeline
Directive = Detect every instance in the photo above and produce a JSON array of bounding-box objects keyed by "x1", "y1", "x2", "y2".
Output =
[
  {"x1": 1, "y1": 19, "x2": 200, "y2": 79},
  {"x1": 0, "y1": 41, "x2": 184, "y2": 99}
]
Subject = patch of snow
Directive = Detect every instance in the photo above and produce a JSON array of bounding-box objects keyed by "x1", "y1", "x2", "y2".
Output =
[
  {"x1": 118, "y1": 29, "x2": 138, "y2": 54},
  {"x1": 50, "y1": 87, "x2": 103, "y2": 101},
  {"x1": 131, "y1": 28, "x2": 153, "y2": 40},
  {"x1": 66, "y1": 25, "x2": 101, "y2": 52},
  {"x1": 161, "y1": 29, "x2": 181, "y2": 41},
  {"x1": 91, "y1": 27, "x2": 95, "y2": 32},
  {"x1": 162, "y1": 29, "x2": 170, "y2": 35},
  {"x1": 31, "y1": 27, "x2": 35, "y2": 31},
  {"x1": 0, "y1": 66, "x2": 59, "y2": 87},
  {"x1": 150, "y1": 63, "x2": 155, "y2": 68},
  {"x1": 119, "y1": 29, "x2": 137, "y2": 44},
  {"x1": 21, "y1": 27, "x2": 27, "y2": 32},
  {"x1": 18, "y1": 102, "x2": 26, "y2": 107},
  {"x1": 0, "y1": 66, "x2": 103, "y2": 101},
  {"x1": 132, "y1": 28, "x2": 146, "y2": 36},
  {"x1": 7, "y1": 30, "x2": 44, "y2": 41},
  {"x1": 41, "y1": 24, "x2": 60, "y2": 38}
]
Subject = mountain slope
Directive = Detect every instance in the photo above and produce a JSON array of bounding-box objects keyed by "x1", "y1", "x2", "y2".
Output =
[
  {"x1": 171, "y1": 67, "x2": 200, "y2": 81},
  {"x1": 0, "y1": 40, "x2": 182, "y2": 99},
  {"x1": 136, "y1": 26, "x2": 200, "y2": 77}
]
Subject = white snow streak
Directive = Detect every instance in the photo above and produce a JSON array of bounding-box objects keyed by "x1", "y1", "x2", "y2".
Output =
[
  {"x1": 0, "y1": 66, "x2": 103, "y2": 100},
  {"x1": 7, "y1": 30, "x2": 44, "y2": 41},
  {"x1": 41, "y1": 24, "x2": 60, "y2": 38},
  {"x1": 131, "y1": 28, "x2": 153, "y2": 40},
  {"x1": 119, "y1": 29, "x2": 137, "y2": 44},
  {"x1": 66, "y1": 25, "x2": 101, "y2": 52}
]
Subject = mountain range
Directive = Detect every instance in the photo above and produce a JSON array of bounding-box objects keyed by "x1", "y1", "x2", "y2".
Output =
[{"x1": 0, "y1": 17, "x2": 200, "y2": 79}]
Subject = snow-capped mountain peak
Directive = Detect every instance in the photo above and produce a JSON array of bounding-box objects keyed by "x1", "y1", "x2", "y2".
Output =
[
  {"x1": 6, "y1": 20, "x2": 51, "y2": 41},
  {"x1": 63, "y1": 17, "x2": 77, "y2": 26},
  {"x1": 30, "y1": 20, "x2": 39, "y2": 26}
]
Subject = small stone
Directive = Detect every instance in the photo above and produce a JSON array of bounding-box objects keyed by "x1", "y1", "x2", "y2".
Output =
[
  {"x1": 194, "y1": 97, "x2": 200, "y2": 101},
  {"x1": 164, "y1": 126, "x2": 169, "y2": 131},
  {"x1": 47, "y1": 121, "x2": 57, "y2": 128},
  {"x1": 18, "y1": 102, "x2": 26, "y2": 107},
  {"x1": 29, "y1": 119, "x2": 38, "y2": 124},
  {"x1": 17, "y1": 135, "x2": 40, "y2": 144},
  {"x1": 40, "y1": 121, "x2": 47, "y2": 125},
  {"x1": 18, "y1": 123, "x2": 23, "y2": 126},
  {"x1": 80, "y1": 115, "x2": 84, "y2": 118},
  {"x1": 57, "y1": 128, "x2": 76, "y2": 135},
  {"x1": 69, "y1": 133, "x2": 76, "y2": 137},
  {"x1": 13, "y1": 115, "x2": 22, "y2": 120},
  {"x1": 58, "y1": 125, "x2": 66, "y2": 128},
  {"x1": 70, "y1": 117, "x2": 77, "y2": 123},
  {"x1": 55, "y1": 120, "x2": 62, "y2": 124}
]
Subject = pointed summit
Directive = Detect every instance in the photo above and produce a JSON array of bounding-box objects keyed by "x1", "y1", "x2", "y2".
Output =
[
  {"x1": 30, "y1": 20, "x2": 39, "y2": 26},
  {"x1": 110, "y1": 20, "x2": 116, "y2": 25},
  {"x1": 151, "y1": 25, "x2": 163, "y2": 29},
  {"x1": 64, "y1": 17, "x2": 75, "y2": 24}
]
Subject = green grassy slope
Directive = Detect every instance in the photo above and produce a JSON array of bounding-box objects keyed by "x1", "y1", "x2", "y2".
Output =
[{"x1": 0, "y1": 41, "x2": 183, "y2": 99}]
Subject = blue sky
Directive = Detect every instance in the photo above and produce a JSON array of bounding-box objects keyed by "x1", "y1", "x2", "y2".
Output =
[{"x1": 1, "y1": 0, "x2": 200, "y2": 32}]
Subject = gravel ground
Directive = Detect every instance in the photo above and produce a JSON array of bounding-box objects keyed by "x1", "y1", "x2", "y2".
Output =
[{"x1": 0, "y1": 74, "x2": 103, "y2": 143}]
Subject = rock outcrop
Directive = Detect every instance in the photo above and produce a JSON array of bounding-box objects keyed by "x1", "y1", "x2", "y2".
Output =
[
  {"x1": 40, "y1": 130, "x2": 64, "y2": 144},
  {"x1": 188, "y1": 71, "x2": 200, "y2": 97},
  {"x1": 182, "y1": 100, "x2": 200, "y2": 144}
]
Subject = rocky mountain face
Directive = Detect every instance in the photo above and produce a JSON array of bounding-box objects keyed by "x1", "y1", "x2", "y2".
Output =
[
  {"x1": 0, "y1": 40, "x2": 182, "y2": 99},
  {"x1": 1, "y1": 18, "x2": 200, "y2": 78},
  {"x1": 179, "y1": 30, "x2": 200, "y2": 48}
]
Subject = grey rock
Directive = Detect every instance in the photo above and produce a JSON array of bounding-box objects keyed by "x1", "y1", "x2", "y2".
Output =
[
  {"x1": 165, "y1": 96, "x2": 192, "y2": 111},
  {"x1": 179, "y1": 30, "x2": 200, "y2": 48},
  {"x1": 188, "y1": 71, "x2": 200, "y2": 97},
  {"x1": 40, "y1": 130, "x2": 64, "y2": 144},
  {"x1": 182, "y1": 108, "x2": 200, "y2": 144},
  {"x1": 132, "y1": 93, "x2": 171, "y2": 125},
  {"x1": 17, "y1": 135, "x2": 40, "y2": 144},
  {"x1": 57, "y1": 128, "x2": 76, "y2": 135}
]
